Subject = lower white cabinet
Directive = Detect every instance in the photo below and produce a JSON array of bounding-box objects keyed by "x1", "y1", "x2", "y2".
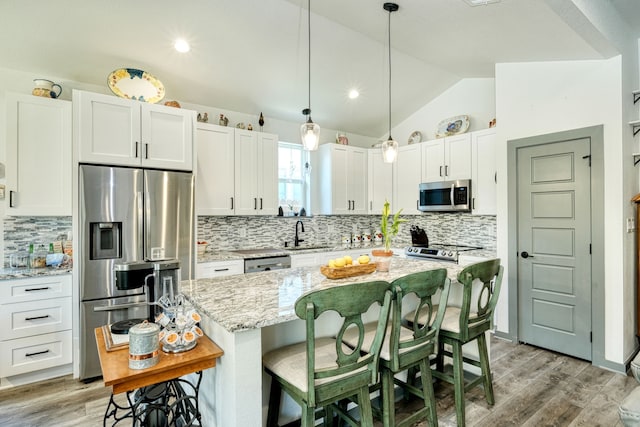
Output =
[
  {"x1": 196, "y1": 260, "x2": 244, "y2": 278},
  {"x1": 0, "y1": 275, "x2": 72, "y2": 378},
  {"x1": 290, "y1": 253, "x2": 318, "y2": 268}
]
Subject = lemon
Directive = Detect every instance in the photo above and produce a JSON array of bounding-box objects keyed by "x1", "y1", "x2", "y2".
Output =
[
  {"x1": 328, "y1": 259, "x2": 336, "y2": 268},
  {"x1": 358, "y1": 255, "x2": 370, "y2": 265},
  {"x1": 334, "y1": 257, "x2": 346, "y2": 268},
  {"x1": 344, "y1": 255, "x2": 353, "y2": 265}
]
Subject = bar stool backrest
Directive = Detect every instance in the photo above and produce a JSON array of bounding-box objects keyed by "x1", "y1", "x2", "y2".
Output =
[
  {"x1": 455, "y1": 259, "x2": 503, "y2": 342},
  {"x1": 294, "y1": 280, "x2": 392, "y2": 408}
]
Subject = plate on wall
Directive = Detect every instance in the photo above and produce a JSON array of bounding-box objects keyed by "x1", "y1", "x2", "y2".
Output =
[
  {"x1": 107, "y1": 68, "x2": 165, "y2": 103},
  {"x1": 436, "y1": 115, "x2": 470, "y2": 138},
  {"x1": 408, "y1": 130, "x2": 422, "y2": 144}
]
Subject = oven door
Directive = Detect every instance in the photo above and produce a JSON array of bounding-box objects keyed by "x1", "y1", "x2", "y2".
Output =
[{"x1": 418, "y1": 180, "x2": 471, "y2": 212}]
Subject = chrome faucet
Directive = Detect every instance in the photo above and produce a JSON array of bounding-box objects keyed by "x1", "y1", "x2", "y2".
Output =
[{"x1": 294, "y1": 220, "x2": 305, "y2": 247}]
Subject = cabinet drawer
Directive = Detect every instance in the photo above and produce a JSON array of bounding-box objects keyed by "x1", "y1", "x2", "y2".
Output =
[
  {"x1": 0, "y1": 275, "x2": 72, "y2": 303},
  {"x1": 0, "y1": 297, "x2": 72, "y2": 340},
  {"x1": 0, "y1": 330, "x2": 72, "y2": 377},
  {"x1": 196, "y1": 261, "x2": 244, "y2": 278}
]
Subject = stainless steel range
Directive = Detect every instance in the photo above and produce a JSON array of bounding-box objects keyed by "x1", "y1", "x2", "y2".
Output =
[{"x1": 404, "y1": 243, "x2": 483, "y2": 263}]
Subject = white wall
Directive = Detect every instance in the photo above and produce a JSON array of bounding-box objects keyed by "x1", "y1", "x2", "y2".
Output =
[
  {"x1": 389, "y1": 78, "x2": 496, "y2": 145},
  {"x1": 495, "y1": 56, "x2": 632, "y2": 365}
]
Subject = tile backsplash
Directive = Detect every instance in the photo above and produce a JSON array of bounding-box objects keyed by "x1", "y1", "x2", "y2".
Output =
[
  {"x1": 3, "y1": 216, "x2": 72, "y2": 267},
  {"x1": 198, "y1": 213, "x2": 496, "y2": 251}
]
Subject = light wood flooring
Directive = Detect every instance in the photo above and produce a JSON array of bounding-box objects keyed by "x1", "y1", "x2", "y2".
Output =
[{"x1": 0, "y1": 336, "x2": 636, "y2": 426}]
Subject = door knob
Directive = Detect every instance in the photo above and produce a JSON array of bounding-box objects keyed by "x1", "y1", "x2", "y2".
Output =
[{"x1": 521, "y1": 251, "x2": 534, "y2": 258}]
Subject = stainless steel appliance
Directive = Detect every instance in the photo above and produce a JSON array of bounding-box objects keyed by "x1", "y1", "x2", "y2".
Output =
[
  {"x1": 405, "y1": 243, "x2": 482, "y2": 263},
  {"x1": 418, "y1": 179, "x2": 471, "y2": 212},
  {"x1": 244, "y1": 255, "x2": 291, "y2": 273},
  {"x1": 79, "y1": 164, "x2": 194, "y2": 380}
]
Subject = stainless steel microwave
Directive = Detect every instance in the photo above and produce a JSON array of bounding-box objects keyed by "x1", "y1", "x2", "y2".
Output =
[{"x1": 418, "y1": 179, "x2": 471, "y2": 212}]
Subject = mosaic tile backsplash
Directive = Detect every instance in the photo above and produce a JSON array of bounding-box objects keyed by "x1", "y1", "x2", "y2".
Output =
[
  {"x1": 3, "y1": 217, "x2": 72, "y2": 267},
  {"x1": 197, "y1": 214, "x2": 496, "y2": 252}
]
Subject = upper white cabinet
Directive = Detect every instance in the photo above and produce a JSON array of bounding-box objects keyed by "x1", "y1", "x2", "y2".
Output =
[
  {"x1": 234, "y1": 129, "x2": 279, "y2": 216},
  {"x1": 393, "y1": 144, "x2": 422, "y2": 214},
  {"x1": 196, "y1": 124, "x2": 278, "y2": 216},
  {"x1": 471, "y1": 128, "x2": 497, "y2": 215},
  {"x1": 367, "y1": 149, "x2": 393, "y2": 214},
  {"x1": 75, "y1": 90, "x2": 194, "y2": 171},
  {"x1": 5, "y1": 92, "x2": 72, "y2": 216},
  {"x1": 315, "y1": 144, "x2": 367, "y2": 215},
  {"x1": 422, "y1": 133, "x2": 471, "y2": 182},
  {"x1": 196, "y1": 123, "x2": 235, "y2": 215}
]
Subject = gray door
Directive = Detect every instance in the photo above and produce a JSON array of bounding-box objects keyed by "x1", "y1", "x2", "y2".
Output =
[{"x1": 517, "y1": 137, "x2": 592, "y2": 360}]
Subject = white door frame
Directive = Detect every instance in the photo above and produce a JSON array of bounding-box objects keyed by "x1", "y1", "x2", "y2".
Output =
[{"x1": 506, "y1": 125, "x2": 608, "y2": 370}]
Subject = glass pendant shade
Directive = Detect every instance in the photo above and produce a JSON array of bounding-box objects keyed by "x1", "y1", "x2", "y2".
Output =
[
  {"x1": 301, "y1": 118, "x2": 320, "y2": 151},
  {"x1": 381, "y1": 137, "x2": 398, "y2": 163}
]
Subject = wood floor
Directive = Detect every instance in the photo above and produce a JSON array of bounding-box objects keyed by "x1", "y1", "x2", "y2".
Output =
[{"x1": 0, "y1": 336, "x2": 636, "y2": 426}]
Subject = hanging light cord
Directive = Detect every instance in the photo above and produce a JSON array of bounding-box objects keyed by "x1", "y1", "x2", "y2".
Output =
[
  {"x1": 387, "y1": 8, "x2": 392, "y2": 139},
  {"x1": 307, "y1": 0, "x2": 311, "y2": 118}
]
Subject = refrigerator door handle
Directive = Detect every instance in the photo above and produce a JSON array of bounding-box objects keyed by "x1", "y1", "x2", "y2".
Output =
[{"x1": 93, "y1": 302, "x2": 148, "y2": 312}]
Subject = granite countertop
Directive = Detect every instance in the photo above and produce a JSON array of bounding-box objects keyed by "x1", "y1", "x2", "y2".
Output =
[
  {"x1": 180, "y1": 256, "x2": 466, "y2": 334},
  {"x1": 0, "y1": 267, "x2": 73, "y2": 280}
]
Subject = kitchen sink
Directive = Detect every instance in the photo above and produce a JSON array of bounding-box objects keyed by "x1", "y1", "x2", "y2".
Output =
[{"x1": 285, "y1": 245, "x2": 332, "y2": 251}]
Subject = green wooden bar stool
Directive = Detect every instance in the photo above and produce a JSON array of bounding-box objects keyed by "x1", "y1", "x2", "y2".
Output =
[
  {"x1": 408, "y1": 259, "x2": 503, "y2": 427},
  {"x1": 262, "y1": 280, "x2": 393, "y2": 427},
  {"x1": 343, "y1": 269, "x2": 451, "y2": 427}
]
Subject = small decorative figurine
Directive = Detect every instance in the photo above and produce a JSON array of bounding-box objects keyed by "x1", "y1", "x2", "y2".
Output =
[
  {"x1": 219, "y1": 114, "x2": 228, "y2": 126},
  {"x1": 236, "y1": 122, "x2": 245, "y2": 129},
  {"x1": 197, "y1": 112, "x2": 209, "y2": 123},
  {"x1": 259, "y1": 112, "x2": 265, "y2": 131},
  {"x1": 247, "y1": 124, "x2": 253, "y2": 131}
]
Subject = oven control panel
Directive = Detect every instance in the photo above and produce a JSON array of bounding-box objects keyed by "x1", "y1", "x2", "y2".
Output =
[{"x1": 404, "y1": 246, "x2": 457, "y2": 262}]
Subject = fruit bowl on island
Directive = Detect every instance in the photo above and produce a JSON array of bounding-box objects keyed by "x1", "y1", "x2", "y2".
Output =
[{"x1": 320, "y1": 255, "x2": 376, "y2": 279}]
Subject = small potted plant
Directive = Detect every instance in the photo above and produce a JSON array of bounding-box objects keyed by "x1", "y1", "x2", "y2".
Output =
[{"x1": 372, "y1": 199, "x2": 406, "y2": 272}]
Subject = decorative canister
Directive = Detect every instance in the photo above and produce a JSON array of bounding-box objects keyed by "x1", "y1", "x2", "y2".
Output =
[{"x1": 129, "y1": 320, "x2": 160, "y2": 370}]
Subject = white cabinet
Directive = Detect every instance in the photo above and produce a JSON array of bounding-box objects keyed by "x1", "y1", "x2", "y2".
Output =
[
  {"x1": 315, "y1": 144, "x2": 367, "y2": 215},
  {"x1": 290, "y1": 253, "x2": 318, "y2": 268},
  {"x1": 234, "y1": 129, "x2": 279, "y2": 216},
  {"x1": 196, "y1": 260, "x2": 244, "y2": 278},
  {"x1": 75, "y1": 90, "x2": 194, "y2": 171},
  {"x1": 393, "y1": 144, "x2": 422, "y2": 214},
  {"x1": 422, "y1": 133, "x2": 471, "y2": 182},
  {"x1": 367, "y1": 149, "x2": 393, "y2": 214},
  {"x1": 5, "y1": 93, "x2": 72, "y2": 215},
  {"x1": 196, "y1": 123, "x2": 235, "y2": 215},
  {"x1": 0, "y1": 275, "x2": 73, "y2": 377},
  {"x1": 471, "y1": 128, "x2": 497, "y2": 215}
]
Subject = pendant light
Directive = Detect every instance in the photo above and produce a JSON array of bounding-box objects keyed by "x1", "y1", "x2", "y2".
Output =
[
  {"x1": 381, "y1": 2, "x2": 399, "y2": 163},
  {"x1": 300, "y1": 0, "x2": 320, "y2": 151}
]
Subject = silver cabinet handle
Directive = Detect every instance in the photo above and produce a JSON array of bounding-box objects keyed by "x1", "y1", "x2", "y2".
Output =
[{"x1": 450, "y1": 184, "x2": 455, "y2": 208}]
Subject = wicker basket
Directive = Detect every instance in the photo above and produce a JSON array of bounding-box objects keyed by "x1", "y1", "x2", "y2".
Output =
[{"x1": 320, "y1": 263, "x2": 376, "y2": 279}]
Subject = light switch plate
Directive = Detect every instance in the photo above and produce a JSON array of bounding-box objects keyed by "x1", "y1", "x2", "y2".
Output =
[
  {"x1": 627, "y1": 217, "x2": 635, "y2": 233},
  {"x1": 0, "y1": 184, "x2": 4, "y2": 200}
]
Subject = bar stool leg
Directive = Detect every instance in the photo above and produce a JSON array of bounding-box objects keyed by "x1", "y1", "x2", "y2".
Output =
[
  {"x1": 419, "y1": 358, "x2": 438, "y2": 427},
  {"x1": 267, "y1": 379, "x2": 282, "y2": 427},
  {"x1": 452, "y1": 340, "x2": 466, "y2": 427},
  {"x1": 478, "y1": 333, "x2": 495, "y2": 405}
]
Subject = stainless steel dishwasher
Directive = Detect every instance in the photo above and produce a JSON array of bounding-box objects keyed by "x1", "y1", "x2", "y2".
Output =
[{"x1": 244, "y1": 255, "x2": 291, "y2": 273}]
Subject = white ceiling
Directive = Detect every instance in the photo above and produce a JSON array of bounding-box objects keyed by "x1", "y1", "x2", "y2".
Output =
[{"x1": 1, "y1": 0, "x2": 638, "y2": 138}]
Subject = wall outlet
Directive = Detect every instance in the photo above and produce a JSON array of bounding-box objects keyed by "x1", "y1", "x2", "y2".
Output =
[
  {"x1": 238, "y1": 228, "x2": 247, "y2": 238},
  {"x1": 627, "y1": 217, "x2": 635, "y2": 233}
]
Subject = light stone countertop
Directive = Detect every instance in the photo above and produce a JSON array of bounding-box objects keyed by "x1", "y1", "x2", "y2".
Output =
[
  {"x1": 0, "y1": 267, "x2": 73, "y2": 280},
  {"x1": 180, "y1": 256, "x2": 467, "y2": 333},
  {"x1": 196, "y1": 244, "x2": 379, "y2": 263}
]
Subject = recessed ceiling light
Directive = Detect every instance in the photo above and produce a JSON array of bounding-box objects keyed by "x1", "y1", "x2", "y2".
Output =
[
  {"x1": 348, "y1": 89, "x2": 359, "y2": 99},
  {"x1": 463, "y1": 0, "x2": 500, "y2": 6},
  {"x1": 174, "y1": 39, "x2": 190, "y2": 53}
]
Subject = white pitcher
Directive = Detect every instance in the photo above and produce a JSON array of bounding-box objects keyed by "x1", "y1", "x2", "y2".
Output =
[{"x1": 32, "y1": 79, "x2": 62, "y2": 99}]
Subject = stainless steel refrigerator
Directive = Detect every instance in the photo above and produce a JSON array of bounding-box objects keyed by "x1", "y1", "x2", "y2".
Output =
[{"x1": 79, "y1": 164, "x2": 195, "y2": 380}]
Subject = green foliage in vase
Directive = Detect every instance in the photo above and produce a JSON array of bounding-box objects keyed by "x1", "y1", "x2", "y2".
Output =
[{"x1": 381, "y1": 199, "x2": 406, "y2": 252}]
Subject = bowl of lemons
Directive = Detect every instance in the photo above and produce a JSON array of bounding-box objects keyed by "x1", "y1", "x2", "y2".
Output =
[{"x1": 320, "y1": 254, "x2": 375, "y2": 279}]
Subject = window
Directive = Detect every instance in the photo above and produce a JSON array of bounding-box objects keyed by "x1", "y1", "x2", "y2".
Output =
[{"x1": 278, "y1": 142, "x2": 310, "y2": 215}]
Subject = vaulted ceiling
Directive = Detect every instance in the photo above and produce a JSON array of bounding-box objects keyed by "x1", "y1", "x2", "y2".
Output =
[{"x1": 1, "y1": 0, "x2": 638, "y2": 137}]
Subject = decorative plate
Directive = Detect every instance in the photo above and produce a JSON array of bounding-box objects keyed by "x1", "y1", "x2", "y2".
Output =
[
  {"x1": 107, "y1": 68, "x2": 165, "y2": 103},
  {"x1": 436, "y1": 115, "x2": 470, "y2": 138},
  {"x1": 408, "y1": 130, "x2": 422, "y2": 144}
]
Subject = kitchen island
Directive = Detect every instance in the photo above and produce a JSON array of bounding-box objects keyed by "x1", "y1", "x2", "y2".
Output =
[{"x1": 180, "y1": 255, "x2": 475, "y2": 427}]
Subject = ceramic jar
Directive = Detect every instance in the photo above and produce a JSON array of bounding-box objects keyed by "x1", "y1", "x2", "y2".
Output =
[
  {"x1": 32, "y1": 79, "x2": 62, "y2": 99},
  {"x1": 129, "y1": 320, "x2": 159, "y2": 369}
]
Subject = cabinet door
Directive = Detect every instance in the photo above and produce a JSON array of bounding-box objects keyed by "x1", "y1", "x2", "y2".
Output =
[
  {"x1": 471, "y1": 128, "x2": 497, "y2": 215},
  {"x1": 394, "y1": 144, "x2": 422, "y2": 214},
  {"x1": 141, "y1": 103, "x2": 194, "y2": 171},
  {"x1": 445, "y1": 133, "x2": 472, "y2": 180},
  {"x1": 421, "y1": 140, "x2": 445, "y2": 182},
  {"x1": 6, "y1": 93, "x2": 72, "y2": 215},
  {"x1": 196, "y1": 260, "x2": 244, "y2": 278},
  {"x1": 367, "y1": 149, "x2": 393, "y2": 214},
  {"x1": 257, "y1": 132, "x2": 279, "y2": 215},
  {"x1": 76, "y1": 90, "x2": 141, "y2": 166},
  {"x1": 196, "y1": 123, "x2": 235, "y2": 215},
  {"x1": 234, "y1": 129, "x2": 259, "y2": 215},
  {"x1": 347, "y1": 147, "x2": 367, "y2": 214},
  {"x1": 332, "y1": 145, "x2": 350, "y2": 214}
]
